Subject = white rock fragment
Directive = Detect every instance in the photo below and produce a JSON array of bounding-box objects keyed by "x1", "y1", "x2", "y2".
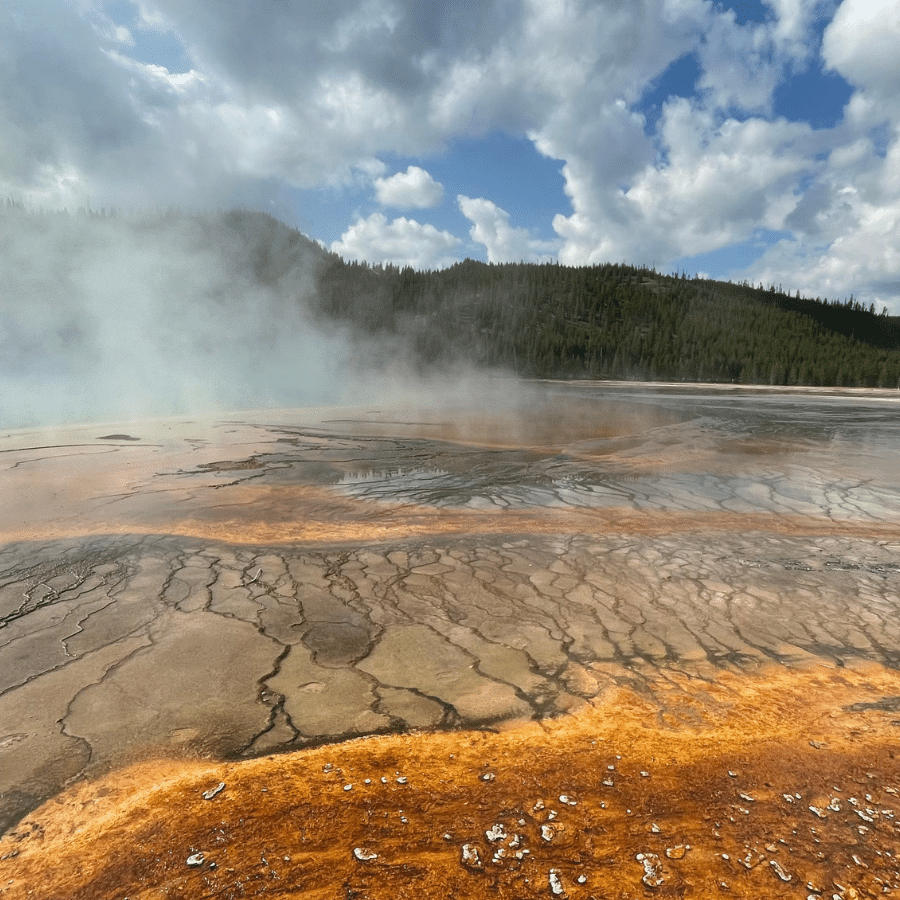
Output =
[
  {"x1": 852, "y1": 854, "x2": 867, "y2": 867},
  {"x1": 541, "y1": 824, "x2": 556, "y2": 842},
  {"x1": 651, "y1": 823, "x2": 661, "y2": 834},
  {"x1": 547, "y1": 810, "x2": 558, "y2": 820},
  {"x1": 636, "y1": 852, "x2": 664, "y2": 888},
  {"x1": 485, "y1": 824, "x2": 507, "y2": 843},
  {"x1": 559, "y1": 794, "x2": 577, "y2": 806},
  {"x1": 381, "y1": 776, "x2": 388, "y2": 784},
  {"x1": 549, "y1": 868, "x2": 565, "y2": 896},
  {"x1": 443, "y1": 833, "x2": 452, "y2": 841},
  {"x1": 770, "y1": 860, "x2": 792, "y2": 882},
  {"x1": 461, "y1": 844, "x2": 482, "y2": 869},
  {"x1": 739, "y1": 793, "x2": 755, "y2": 802},
  {"x1": 202, "y1": 783, "x2": 225, "y2": 800},
  {"x1": 808, "y1": 806, "x2": 827, "y2": 819},
  {"x1": 533, "y1": 800, "x2": 545, "y2": 812},
  {"x1": 602, "y1": 778, "x2": 614, "y2": 787},
  {"x1": 827, "y1": 798, "x2": 841, "y2": 812},
  {"x1": 666, "y1": 845, "x2": 689, "y2": 860},
  {"x1": 481, "y1": 773, "x2": 495, "y2": 782},
  {"x1": 186, "y1": 852, "x2": 205, "y2": 867},
  {"x1": 607, "y1": 764, "x2": 615, "y2": 771},
  {"x1": 343, "y1": 784, "x2": 353, "y2": 792},
  {"x1": 396, "y1": 776, "x2": 408, "y2": 784},
  {"x1": 353, "y1": 847, "x2": 378, "y2": 861},
  {"x1": 400, "y1": 816, "x2": 408, "y2": 824},
  {"x1": 641, "y1": 771, "x2": 650, "y2": 777},
  {"x1": 783, "y1": 794, "x2": 795, "y2": 803},
  {"x1": 728, "y1": 771, "x2": 737, "y2": 778},
  {"x1": 577, "y1": 874, "x2": 587, "y2": 884},
  {"x1": 855, "y1": 809, "x2": 875, "y2": 823},
  {"x1": 740, "y1": 849, "x2": 764, "y2": 869},
  {"x1": 364, "y1": 779, "x2": 371, "y2": 785},
  {"x1": 323, "y1": 763, "x2": 333, "y2": 773}
]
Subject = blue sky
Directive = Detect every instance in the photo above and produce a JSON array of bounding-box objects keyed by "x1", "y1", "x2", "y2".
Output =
[{"x1": 2, "y1": 0, "x2": 900, "y2": 311}]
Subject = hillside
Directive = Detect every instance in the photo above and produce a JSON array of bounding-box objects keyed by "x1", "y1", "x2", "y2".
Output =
[{"x1": 4, "y1": 203, "x2": 900, "y2": 389}]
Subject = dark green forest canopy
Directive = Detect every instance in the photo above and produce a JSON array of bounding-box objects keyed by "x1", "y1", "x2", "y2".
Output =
[{"x1": 7, "y1": 204, "x2": 900, "y2": 388}]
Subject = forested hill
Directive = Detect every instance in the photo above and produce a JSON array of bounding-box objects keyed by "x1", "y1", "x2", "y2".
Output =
[
  {"x1": 315, "y1": 252, "x2": 900, "y2": 387},
  {"x1": 7, "y1": 205, "x2": 900, "y2": 387}
]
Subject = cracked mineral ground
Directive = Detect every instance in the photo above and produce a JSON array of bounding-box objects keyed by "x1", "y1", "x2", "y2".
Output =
[{"x1": 1, "y1": 380, "x2": 900, "y2": 899}]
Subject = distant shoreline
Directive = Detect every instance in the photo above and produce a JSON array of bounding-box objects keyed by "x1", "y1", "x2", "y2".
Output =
[{"x1": 542, "y1": 378, "x2": 900, "y2": 398}]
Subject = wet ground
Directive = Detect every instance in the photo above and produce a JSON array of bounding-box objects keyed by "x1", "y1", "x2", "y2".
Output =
[{"x1": 1, "y1": 380, "x2": 899, "y2": 898}]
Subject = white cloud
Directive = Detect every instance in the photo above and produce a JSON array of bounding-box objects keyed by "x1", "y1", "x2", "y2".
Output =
[
  {"x1": 374, "y1": 166, "x2": 443, "y2": 208},
  {"x1": 331, "y1": 212, "x2": 461, "y2": 269},
  {"x1": 822, "y1": 0, "x2": 900, "y2": 102},
  {"x1": 2, "y1": 1, "x2": 900, "y2": 309},
  {"x1": 458, "y1": 195, "x2": 558, "y2": 263}
]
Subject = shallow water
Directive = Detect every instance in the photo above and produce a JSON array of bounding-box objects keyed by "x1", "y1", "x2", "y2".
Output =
[{"x1": 1, "y1": 381, "x2": 900, "y2": 897}]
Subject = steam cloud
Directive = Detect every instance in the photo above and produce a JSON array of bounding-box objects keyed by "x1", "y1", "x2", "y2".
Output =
[{"x1": 0, "y1": 209, "x2": 360, "y2": 428}]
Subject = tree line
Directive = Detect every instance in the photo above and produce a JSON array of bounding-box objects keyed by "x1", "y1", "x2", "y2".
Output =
[{"x1": 6, "y1": 204, "x2": 900, "y2": 388}]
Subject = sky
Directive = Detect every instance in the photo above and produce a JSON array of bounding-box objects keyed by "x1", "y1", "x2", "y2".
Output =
[{"x1": 2, "y1": 0, "x2": 900, "y2": 312}]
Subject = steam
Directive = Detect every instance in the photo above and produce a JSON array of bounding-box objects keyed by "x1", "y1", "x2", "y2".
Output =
[{"x1": 0, "y1": 208, "x2": 361, "y2": 428}]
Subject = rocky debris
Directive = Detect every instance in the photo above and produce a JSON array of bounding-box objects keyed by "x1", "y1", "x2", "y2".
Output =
[
  {"x1": 541, "y1": 824, "x2": 556, "y2": 842},
  {"x1": 770, "y1": 859, "x2": 792, "y2": 882},
  {"x1": 650, "y1": 822, "x2": 661, "y2": 833},
  {"x1": 740, "y1": 848, "x2": 765, "y2": 869},
  {"x1": 186, "y1": 852, "x2": 205, "y2": 867},
  {"x1": 201, "y1": 782, "x2": 225, "y2": 800},
  {"x1": 461, "y1": 843, "x2": 482, "y2": 869},
  {"x1": 636, "y1": 852, "x2": 664, "y2": 888},
  {"x1": 739, "y1": 792, "x2": 755, "y2": 802},
  {"x1": 558, "y1": 794, "x2": 577, "y2": 806},
  {"x1": 485, "y1": 824, "x2": 507, "y2": 842},
  {"x1": 353, "y1": 847, "x2": 378, "y2": 861},
  {"x1": 396, "y1": 775, "x2": 408, "y2": 784},
  {"x1": 549, "y1": 868, "x2": 566, "y2": 896},
  {"x1": 481, "y1": 772, "x2": 495, "y2": 781},
  {"x1": 809, "y1": 806, "x2": 827, "y2": 818},
  {"x1": 666, "y1": 845, "x2": 689, "y2": 860}
]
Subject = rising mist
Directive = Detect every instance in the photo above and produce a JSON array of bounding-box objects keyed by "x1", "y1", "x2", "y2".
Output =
[{"x1": 0, "y1": 206, "x2": 368, "y2": 428}]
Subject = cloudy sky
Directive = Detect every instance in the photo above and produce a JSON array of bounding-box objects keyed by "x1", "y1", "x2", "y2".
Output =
[{"x1": 3, "y1": 0, "x2": 899, "y2": 311}]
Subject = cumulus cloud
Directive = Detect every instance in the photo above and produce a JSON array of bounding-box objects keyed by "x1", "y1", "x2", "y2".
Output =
[
  {"x1": 2, "y1": 1, "x2": 900, "y2": 309},
  {"x1": 458, "y1": 195, "x2": 558, "y2": 263},
  {"x1": 375, "y1": 166, "x2": 443, "y2": 208},
  {"x1": 331, "y1": 212, "x2": 461, "y2": 269},
  {"x1": 822, "y1": 0, "x2": 900, "y2": 102}
]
